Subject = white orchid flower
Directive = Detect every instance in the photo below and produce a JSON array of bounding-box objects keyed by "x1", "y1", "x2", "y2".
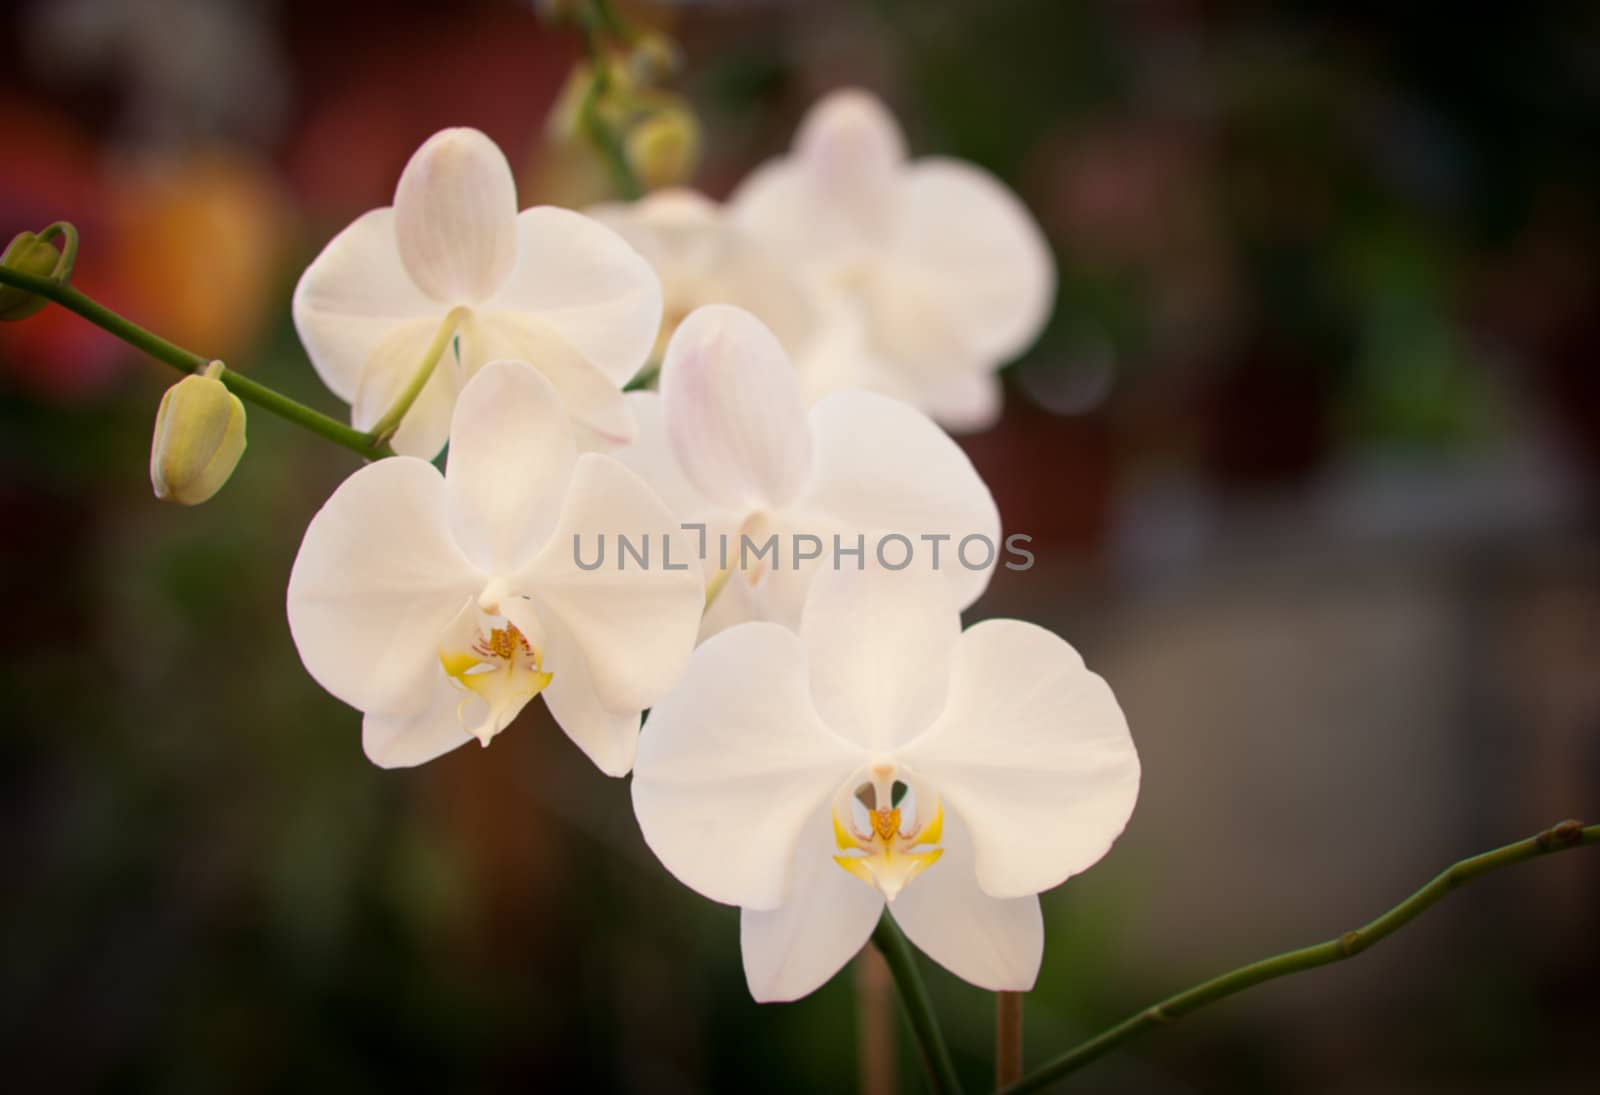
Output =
[
  {"x1": 587, "y1": 188, "x2": 820, "y2": 366},
  {"x1": 631, "y1": 567, "x2": 1139, "y2": 1001},
  {"x1": 730, "y1": 89, "x2": 1055, "y2": 433},
  {"x1": 611, "y1": 304, "x2": 999, "y2": 637},
  {"x1": 287, "y1": 360, "x2": 703, "y2": 775},
  {"x1": 293, "y1": 127, "x2": 663, "y2": 458}
]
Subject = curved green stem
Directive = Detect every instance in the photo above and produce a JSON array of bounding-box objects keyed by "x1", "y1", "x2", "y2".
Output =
[
  {"x1": 39, "y1": 221, "x2": 80, "y2": 280},
  {"x1": 579, "y1": 7, "x2": 643, "y2": 200},
  {"x1": 367, "y1": 306, "x2": 466, "y2": 445},
  {"x1": 871, "y1": 914, "x2": 964, "y2": 1095},
  {"x1": 1001, "y1": 819, "x2": 1599, "y2": 1094},
  {"x1": 0, "y1": 264, "x2": 392, "y2": 461}
]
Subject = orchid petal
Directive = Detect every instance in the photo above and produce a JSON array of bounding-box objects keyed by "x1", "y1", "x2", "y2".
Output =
[
  {"x1": 483, "y1": 206, "x2": 663, "y2": 387},
  {"x1": 291, "y1": 208, "x2": 440, "y2": 402},
  {"x1": 661, "y1": 305, "x2": 812, "y2": 510},
  {"x1": 798, "y1": 390, "x2": 1000, "y2": 611},
  {"x1": 892, "y1": 158, "x2": 1055, "y2": 363},
  {"x1": 899, "y1": 619, "x2": 1140, "y2": 899},
  {"x1": 791, "y1": 301, "x2": 900, "y2": 403},
  {"x1": 394, "y1": 127, "x2": 517, "y2": 304},
  {"x1": 444, "y1": 362, "x2": 578, "y2": 576},
  {"x1": 920, "y1": 369, "x2": 1004, "y2": 434},
  {"x1": 586, "y1": 189, "x2": 723, "y2": 272},
  {"x1": 740, "y1": 805, "x2": 885, "y2": 1002},
  {"x1": 719, "y1": 506, "x2": 845, "y2": 634},
  {"x1": 799, "y1": 567, "x2": 959, "y2": 753},
  {"x1": 362, "y1": 671, "x2": 475, "y2": 769},
  {"x1": 287, "y1": 458, "x2": 481, "y2": 715},
  {"x1": 631, "y1": 623, "x2": 863, "y2": 910},
  {"x1": 589, "y1": 190, "x2": 821, "y2": 359},
  {"x1": 463, "y1": 313, "x2": 637, "y2": 448},
  {"x1": 610, "y1": 391, "x2": 710, "y2": 524},
  {"x1": 888, "y1": 807, "x2": 1043, "y2": 991},
  {"x1": 859, "y1": 265, "x2": 985, "y2": 381},
  {"x1": 732, "y1": 89, "x2": 905, "y2": 262},
  {"x1": 502, "y1": 598, "x2": 640, "y2": 778},
  {"x1": 520, "y1": 454, "x2": 704, "y2": 713}
]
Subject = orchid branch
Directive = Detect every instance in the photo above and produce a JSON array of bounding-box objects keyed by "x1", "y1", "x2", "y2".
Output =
[
  {"x1": 578, "y1": 4, "x2": 644, "y2": 200},
  {"x1": 1001, "y1": 819, "x2": 1599, "y2": 1094},
  {"x1": 367, "y1": 306, "x2": 468, "y2": 445},
  {"x1": 0, "y1": 262, "x2": 393, "y2": 461},
  {"x1": 871, "y1": 914, "x2": 965, "y2": 1095}
]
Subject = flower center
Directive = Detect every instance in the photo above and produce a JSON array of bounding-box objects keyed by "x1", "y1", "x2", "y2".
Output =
[
  {"x1": 439, "y1": 614, "x2": 552, "y2": 748},
  {"x1": 831, "y1": 766, "x2": 944, "y2": 901}
]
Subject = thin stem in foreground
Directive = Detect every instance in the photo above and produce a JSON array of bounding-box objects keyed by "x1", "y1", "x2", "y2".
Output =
[
  {"x1": 0, "y1": 264, "x2": 392, "y2": 461},
  {"x1": 855, "y1": 948, "x2": 898, "y2": 1095},
  {"x1": 366, "y1": 306, "x2": 467, "y2": 445},
  {"x1": 1001, "y1": 819, "x2": 1598, "y2": 1094},
  {"x1": 996, "y1": 992, "x2": 1024, "y2": 1088},
  {"x1": 871, "y1": 914, "x2": 964, "y2": 1095}
]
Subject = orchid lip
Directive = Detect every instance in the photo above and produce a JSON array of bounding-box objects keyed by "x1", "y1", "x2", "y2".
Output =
[
  {"x1": 438, "y1": 609, "x2": 552, "y2": 747},
  {"x1": 830, "y1": 764, "x2": 945, "y2": 902}
]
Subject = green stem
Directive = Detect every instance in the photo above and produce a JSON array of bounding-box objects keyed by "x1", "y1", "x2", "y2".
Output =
[
  {"x1": 871, "y1": 914, "x2": 964, "y2": 1095},
  {"x1": 0, "y1": 264, "x2": 392, "y2": 461},
  {"x1": 622, "y1": 362, "x2": 659, "y2": 392},
  {"x1": 1001, "y1": 819, "x2": 1599, "y2": 1094},
  {"x1": 591, "y1": 0, "x2": 636, "y2": 43},
  {"x1": 367, "y1": 306, "x2": 466, "y2": 445},
  {"x1": 39, "y1": 221, "x2": 79, "y2": 280},
  {"x1": 579, "y1": 9, "x2": 643, "y2": 200}
]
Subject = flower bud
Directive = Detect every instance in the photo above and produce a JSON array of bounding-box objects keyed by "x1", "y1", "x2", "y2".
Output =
[
  {"x1": 625, "y1": 105, "x2": 701, "y2": 191},
  {"x1": 0, "y1": 231, "x2": 63, "y2": 321},
  {"x1": 150, "y1": 361, "x2": 247, "y2": 505},
  {"x1": 627, "y1": 33, "x2": 682, "y2": 86}
]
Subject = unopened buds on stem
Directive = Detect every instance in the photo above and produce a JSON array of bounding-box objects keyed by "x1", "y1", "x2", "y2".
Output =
[
  {"x1": 150, "y1": 361, "x2": 248, "y2": 505},
  {"x1": 625, "y1": 102, "x2": 701, "y2": 190},
  {"x1": 0, "y1": 223, "x2": 74, "y2": 321}
]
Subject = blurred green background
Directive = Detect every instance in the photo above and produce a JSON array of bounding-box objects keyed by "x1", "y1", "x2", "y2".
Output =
[{"x1": 2, "y1": 1, "x2": 1598, "y2": 1092}]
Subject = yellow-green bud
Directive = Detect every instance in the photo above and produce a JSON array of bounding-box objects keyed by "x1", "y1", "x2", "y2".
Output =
[
  {"x1": 625, "y1": 105, "x2": 701, "y2": 191},
  {"x1": 150, "y1": 362, "x2": 247, "y2": 506},
  {"x1": 627, "y1": 33, "x2": 682, "y2": 85},
  {"x1": 0, "y1": 231, "x2": 63, "y2": 321}
]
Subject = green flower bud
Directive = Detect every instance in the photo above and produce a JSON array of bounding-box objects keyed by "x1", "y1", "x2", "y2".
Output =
[
  {"x1": 150, "y1": 362, "x2": 247, "y2": 505},
  {"x1": 625, "y1": 105, "x2": 701, "y2": 191},
  {"x1": 0, "y1": 231, "x2": 63, "y2": 321}
]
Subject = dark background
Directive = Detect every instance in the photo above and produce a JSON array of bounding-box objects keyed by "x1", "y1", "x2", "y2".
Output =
[{"x1": 2, "y1": 1, "x2": 1598, "y2": 1091}]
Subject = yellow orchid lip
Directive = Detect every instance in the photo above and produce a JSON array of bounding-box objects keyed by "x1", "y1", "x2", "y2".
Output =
[
  {"x1": 830, "y1": 769, "x2": 944, "y2": 901},
  {"x1": 439, "y1": 620, "x2": 553, "y2": 747}
]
